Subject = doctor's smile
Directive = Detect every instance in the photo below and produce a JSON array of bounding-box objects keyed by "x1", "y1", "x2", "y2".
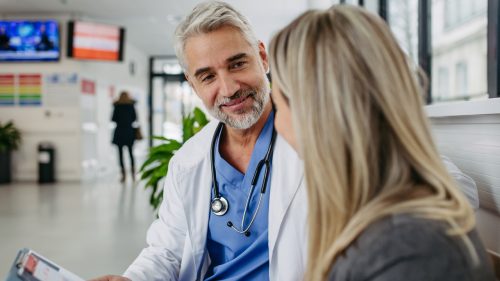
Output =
[{"x1": 219, "y1": 92, "x2": 255, "y2": 112}]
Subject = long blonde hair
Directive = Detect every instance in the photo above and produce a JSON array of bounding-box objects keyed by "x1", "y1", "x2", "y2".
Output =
[{"x1": 269, "y1": 6, "x2": 475, "y2": 280}]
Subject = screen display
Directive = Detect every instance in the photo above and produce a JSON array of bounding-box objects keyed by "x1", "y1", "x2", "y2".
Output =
[
  {"x1": 0, "y1": 20, "x2": 60, "y2": 62},
  {"x1": 67, "y1": 21, "x2": 124, "y2": 61}
]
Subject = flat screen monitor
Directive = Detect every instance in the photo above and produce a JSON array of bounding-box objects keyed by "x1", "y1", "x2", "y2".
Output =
[
  {"x1": 67, "y1": 21, "x2": 125, "y2": 61},
  {"x1": 0, "y1": 20, "x2": 60, "y2": 62}
]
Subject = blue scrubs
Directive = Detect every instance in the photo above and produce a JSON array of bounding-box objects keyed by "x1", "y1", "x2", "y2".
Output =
[{"x1": 204, "y1": 112, "x2": 274, "y2": 281}]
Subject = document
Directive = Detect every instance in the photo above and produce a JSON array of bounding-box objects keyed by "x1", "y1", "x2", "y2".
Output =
[{"x1": 4, "y1": 248, "x2": 84, "y2": 281}]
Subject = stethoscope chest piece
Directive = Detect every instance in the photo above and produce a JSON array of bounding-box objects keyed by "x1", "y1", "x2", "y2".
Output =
[{"x1": 211, "y1": 196, "x2": 229, "y2": 216}]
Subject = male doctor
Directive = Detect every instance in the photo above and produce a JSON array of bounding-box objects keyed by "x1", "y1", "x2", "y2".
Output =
[
  {"x1": 94, "y1": 1, "x2": 306, "y2": 281},
  {"x1": 92, "y1": 1, "x2": 478, "y2": 281}
]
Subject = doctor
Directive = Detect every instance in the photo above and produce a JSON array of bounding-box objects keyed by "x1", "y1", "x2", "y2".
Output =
[
  {"x1": 93, "y1": 1, "x2": 306, "y2": 281},
  {"x1": 92, "y1": 1, "x2": 478, "y2": 281}
]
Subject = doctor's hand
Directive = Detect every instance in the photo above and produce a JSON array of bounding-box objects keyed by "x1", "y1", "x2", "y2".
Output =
[{"x1": 88, "y1": 275, "x2": 131, "y2": 281}]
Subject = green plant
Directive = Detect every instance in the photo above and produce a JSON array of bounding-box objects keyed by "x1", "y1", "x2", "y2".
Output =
[
  {"x1": 140, "y1": 107, "x2": 209, "y2": 212},
  {"x1": 0, "y1": 121, "x2": 21, "y2": 153}
]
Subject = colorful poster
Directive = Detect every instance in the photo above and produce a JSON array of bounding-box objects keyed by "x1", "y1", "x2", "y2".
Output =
[
  {"x1": 19, "y1": 74, "x2": 42, "y2": 106},
  {"x1": 0, "y1": 74, "x2": 15, "y2": 106}
]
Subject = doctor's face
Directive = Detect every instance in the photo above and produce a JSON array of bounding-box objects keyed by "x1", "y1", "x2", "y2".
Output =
[{"x1": 184, "y1": 26, "x2": 270, "y2": 129}]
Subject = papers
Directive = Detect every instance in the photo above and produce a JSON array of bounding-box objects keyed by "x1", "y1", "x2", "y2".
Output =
[{"x1": 5, "y1": 248, "x2": 85, "y2": 281}]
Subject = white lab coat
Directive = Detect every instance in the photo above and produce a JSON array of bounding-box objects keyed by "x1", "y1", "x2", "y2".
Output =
[{"x1": 124, "y1": 121, "x2": 307, "y2": 281}]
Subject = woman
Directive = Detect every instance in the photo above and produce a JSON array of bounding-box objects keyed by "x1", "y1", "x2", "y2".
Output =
[
  {"x1": 269, "y1": 5, "x2": 495, "y2": 281},
  {"x1": 112, "y1": 91, "x2": 137, "y2": 183}
]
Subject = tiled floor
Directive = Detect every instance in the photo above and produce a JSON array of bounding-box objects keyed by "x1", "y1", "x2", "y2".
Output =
[{"x1": 0, "y1": 177, "x2": 155, "y2": 280}]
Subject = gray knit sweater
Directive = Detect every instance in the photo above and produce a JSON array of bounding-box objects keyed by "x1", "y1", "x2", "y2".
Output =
[{"x1": 328, "y1": 214, "x2": 495, "y2": 281}]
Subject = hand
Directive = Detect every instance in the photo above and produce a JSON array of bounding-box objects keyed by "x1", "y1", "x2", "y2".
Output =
[{"x1": 88, "y1": 275, "x2": 131, "y2": 281}]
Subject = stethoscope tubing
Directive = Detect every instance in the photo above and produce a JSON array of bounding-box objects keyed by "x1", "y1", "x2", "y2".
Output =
[{"x1": 210, "y1": 122, "x2": 277, "y2": 235}]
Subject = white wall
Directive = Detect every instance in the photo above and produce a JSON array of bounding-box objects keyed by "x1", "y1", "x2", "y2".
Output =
[
  {"x1": 427, "y1": 98, "x2": 500, "y2": 254},
  {"x1": 0, "y1": 15, "x2": 149, "y2": 181}
]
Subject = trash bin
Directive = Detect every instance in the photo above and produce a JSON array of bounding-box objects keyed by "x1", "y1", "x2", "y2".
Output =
[{"x1": 38, "y1": 142, "x2": 55, "y2": 183}]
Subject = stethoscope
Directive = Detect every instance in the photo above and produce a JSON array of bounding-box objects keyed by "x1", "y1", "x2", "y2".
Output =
[{"x1": 210, "y1": 122, "x2": 277, "y2": 237}]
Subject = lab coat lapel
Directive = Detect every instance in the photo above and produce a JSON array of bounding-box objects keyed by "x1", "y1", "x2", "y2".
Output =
[
  {"x1": 268, "y1": 136, "x2": 304, "y2": 258},
  {"x1": 187, "y1": 159, "x2": 212, "y2": 249},
  {"x1": 176, "y1": 125, "x2": 216, "y2": 279}
]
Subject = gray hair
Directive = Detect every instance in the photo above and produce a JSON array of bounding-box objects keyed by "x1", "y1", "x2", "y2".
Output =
[{"x1": 174, "y1": 1, "x2": 259, "y2": 70}]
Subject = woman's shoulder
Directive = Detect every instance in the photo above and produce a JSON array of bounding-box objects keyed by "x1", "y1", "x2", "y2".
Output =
[{"x1": 329, "y1": 214, "x2": 495, "y2": 281}]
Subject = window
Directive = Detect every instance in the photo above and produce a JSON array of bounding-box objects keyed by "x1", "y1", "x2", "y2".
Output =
[
  {"x1": 436, "y1": 67, "x2": 450, "y2": 100},
  {"x1": 343, "y1": 0, "x2": 360, "y2": 5},
  {"x1": 455, "y1": 61, "x2": 468, "y2": 98},
  {"x1": 363, "y1": 0, "x2": 379, "y2": 14},
  {"x1": 150, "y1": 56, "x2": 205, "y2": 145},
  {"x1": 444, "y1": 0, "x2": 458, "y2": 28},
  {"x1": 388, "y1": 0, "x2": 419, "y2": 64},
  {"x1": 445, "y1": 0, "x2": 487, "y2": 29},
  {"x1": 431, "y1": 0, "x2": 488, "y2": 103}
]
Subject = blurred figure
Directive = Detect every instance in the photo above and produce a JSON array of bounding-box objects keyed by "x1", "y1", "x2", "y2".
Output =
[
  {"x1": 0, "y1": 26, "x2": 13, "y2": 51},
  {"x1": 111, "y1": 91, "x2": 137, "y2": 183},
  {"x1": 269, "y1": 5, "x2": 495, "y2": 281},
  {"x1": 35, "y1": 24, "x2": 54, "y2": 51}
]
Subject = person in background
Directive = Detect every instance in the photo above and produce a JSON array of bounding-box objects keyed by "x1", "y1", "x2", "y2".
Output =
[
  {"x1": 35, "y1": 24, "x2": 54, "y2": 51},
  {"x1": 111, "y1": 91, "x2": 137, "y2": 183},
  {"x1": 269, "y1": 5, "x2": 495, "y2": 280},
  {"x1": 0, "y1": 26, "x2": 13, "y2": 51}
]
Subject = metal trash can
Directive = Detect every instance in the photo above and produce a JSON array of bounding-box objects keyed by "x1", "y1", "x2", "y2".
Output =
[{"x1": 38, "y1": 142, "x2": 55, "y2": 183}]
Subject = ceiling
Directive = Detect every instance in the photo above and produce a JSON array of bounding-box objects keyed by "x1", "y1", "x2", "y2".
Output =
[{"x1": 0, "y1": 0, "x2": 311, "y2": 56}]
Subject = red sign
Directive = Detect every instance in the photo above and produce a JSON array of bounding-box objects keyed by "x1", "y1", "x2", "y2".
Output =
[{"x1": 81, "y1": 79, "x2": 95, "y2": 95}]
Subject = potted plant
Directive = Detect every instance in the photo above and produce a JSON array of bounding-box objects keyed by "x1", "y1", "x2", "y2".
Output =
[
  {"x1": 0, "y1": 121, "x2": 22, "y2": 184},
  {"x1": 139, "y1": 107, "x2": 209, "y2": 212}
]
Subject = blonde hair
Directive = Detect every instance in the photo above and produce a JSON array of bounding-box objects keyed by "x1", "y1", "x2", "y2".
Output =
[
  {"x1": 269, "y1": 5, "x2": 475, "y2": 280},
  {"x1": 174, "y1": 1, "x2": 259, "y2": 70}
]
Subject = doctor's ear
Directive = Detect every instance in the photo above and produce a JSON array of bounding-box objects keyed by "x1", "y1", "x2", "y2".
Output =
[{"x1": 257, "y1": 41, "x2": 270, "y2": 74}]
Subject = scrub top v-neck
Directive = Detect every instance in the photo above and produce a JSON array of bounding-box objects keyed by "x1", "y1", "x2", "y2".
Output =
[{"x1": 204, "y1": 111, "x2": 275, "y2": 281}]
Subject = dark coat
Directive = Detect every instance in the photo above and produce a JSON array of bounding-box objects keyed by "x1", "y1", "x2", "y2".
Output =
[{"x1": 112, "y1": 102, "x2": 137, "y2": 146}]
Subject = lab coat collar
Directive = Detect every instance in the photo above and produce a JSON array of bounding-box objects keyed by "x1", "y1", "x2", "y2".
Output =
[{"x1": 175, "y1": 120, "x2": 303, "y2": 277}]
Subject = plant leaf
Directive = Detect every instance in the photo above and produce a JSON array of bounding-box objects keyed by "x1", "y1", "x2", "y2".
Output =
[{"x1": 139, "y1": 107, "x2": 208, "y2": 213}]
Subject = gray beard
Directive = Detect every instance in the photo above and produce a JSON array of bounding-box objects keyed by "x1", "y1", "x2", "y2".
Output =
[{"x1": 208, "y1": 81, "x2": 270, "y2": 130}]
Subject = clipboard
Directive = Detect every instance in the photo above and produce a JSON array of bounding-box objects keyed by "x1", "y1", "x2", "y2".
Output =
[{"x1": 4, "y1": 248, "x2": 85, "y2": 281}]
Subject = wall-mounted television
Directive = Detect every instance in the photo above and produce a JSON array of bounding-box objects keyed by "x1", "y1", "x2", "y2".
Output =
[
  {"x1": 0, "y1": 20, "x2": 60, "y2": 62},
  {"x1": 67, "y1": 21, "x2": 125, "y2": 62}
]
